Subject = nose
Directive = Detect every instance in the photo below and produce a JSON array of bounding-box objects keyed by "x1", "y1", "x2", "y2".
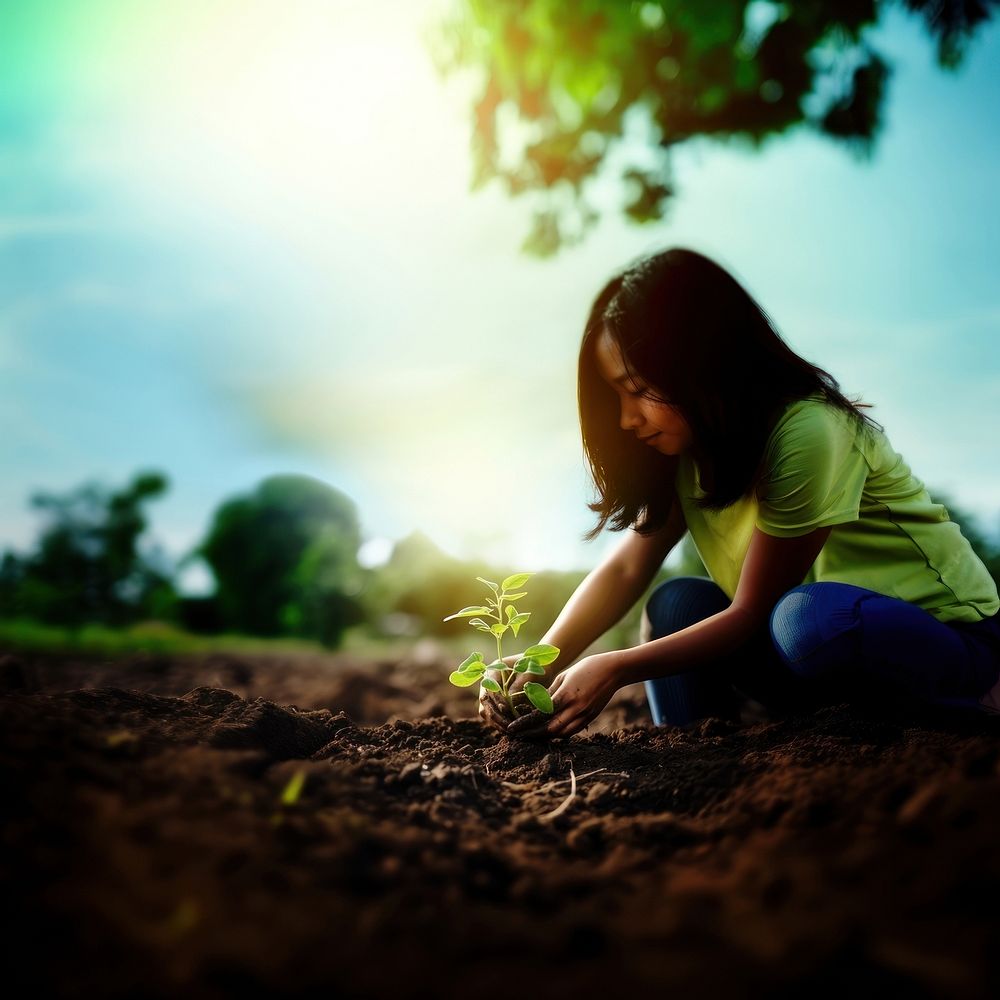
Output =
[{"x1": 619, "y1": 395, "x2": 643, "y2": 431}]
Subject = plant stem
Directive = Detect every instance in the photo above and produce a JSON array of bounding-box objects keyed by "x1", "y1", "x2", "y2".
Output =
[{"x1": 494, "y1": 590, "x2": 509, "y2": 703}]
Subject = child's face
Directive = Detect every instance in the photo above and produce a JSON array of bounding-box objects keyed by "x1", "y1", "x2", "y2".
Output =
[{"x1": 595, "y1": 329, "x2": 694, "y2": 456}]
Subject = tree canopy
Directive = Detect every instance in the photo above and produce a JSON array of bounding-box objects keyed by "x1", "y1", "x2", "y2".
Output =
[
  {"x1": 198, "y1": 475, "x2": 365, "y2": 646},
  {"x1": 432, "y1": 0, "x2": 998, "y2": 254}
]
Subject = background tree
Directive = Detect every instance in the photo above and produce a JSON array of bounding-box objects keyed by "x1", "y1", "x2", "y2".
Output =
[
  {"x1": 432, "y1": 0, "x2": 998, "y2": 254},
  {"x1": 0, "y1": 471, "x2": 175, "y2": 626},
  {"x1": 198, "y1": 475, "x2": 365, "y2": 647}
]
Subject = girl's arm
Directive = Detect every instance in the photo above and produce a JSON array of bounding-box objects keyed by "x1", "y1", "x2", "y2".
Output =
[
  {"x1": 538, "y1": 495, "x2": 688, "y2": 670},
  {"x1": 509, "y1": 523, "x2": 832, "y2": 738},
  {"x1": 614, "y1": 523, "x2": 833, "y2": 685}
]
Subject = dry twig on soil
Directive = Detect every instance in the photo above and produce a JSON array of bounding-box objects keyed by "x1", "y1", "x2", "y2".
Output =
[{"x1": 539, "y1": 764, "x2": 577, "y2": 822}]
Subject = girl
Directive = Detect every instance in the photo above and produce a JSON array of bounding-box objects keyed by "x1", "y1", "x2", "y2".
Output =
[{"x1": 480, "y1": 248, "x2": 1000, "y2": 739}]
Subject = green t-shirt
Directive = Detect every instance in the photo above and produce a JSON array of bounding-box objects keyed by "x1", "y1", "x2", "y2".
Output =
[{"x1": 675, "y1": 394, "x2": 999, "y2": 624}]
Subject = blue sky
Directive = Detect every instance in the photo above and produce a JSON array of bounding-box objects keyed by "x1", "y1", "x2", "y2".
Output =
[{"x1": 1, "y1": 1, "x2": 998, "y2": 588}]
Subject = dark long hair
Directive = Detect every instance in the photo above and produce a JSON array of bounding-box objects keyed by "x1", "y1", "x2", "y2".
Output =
[{"x1": 579, "y1": 248, "x2": 882, "y2": 542}]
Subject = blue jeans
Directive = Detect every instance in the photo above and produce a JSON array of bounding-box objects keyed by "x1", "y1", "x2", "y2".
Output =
[{"x1": 643, "y1": 576, "x2": 1000, "y2": 726}]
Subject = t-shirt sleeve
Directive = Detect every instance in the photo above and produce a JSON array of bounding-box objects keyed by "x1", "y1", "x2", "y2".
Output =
[{"x1": 755, "y1": 401, "x2": 869, "y2": 538}]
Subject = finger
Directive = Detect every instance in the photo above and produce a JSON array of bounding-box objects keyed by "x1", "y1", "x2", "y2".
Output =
[
  {"x1": 480, "y1": 696, "x2": 511, "y2": 729},
  {"x1": 478, "y1": 703, "x2": 497, "y2": 728},
  {"x1": 551, "y1": 713, "x2": 589, "y2": 739},
  {"x1": 508, "y1": 685, "x2": 576, "y2": 733},
  {"x1": 479, "y1": 686, "x2": 505, "y2": 709},
  {"x1": 480, "y1": 692, "x2": 515, "y2": 733},
  {"x1": 486, "y1": 691, "x2": 514, "y2": 720},
  {"x1": 506, "y1": 709, "x2": 548, "y2": 736}
]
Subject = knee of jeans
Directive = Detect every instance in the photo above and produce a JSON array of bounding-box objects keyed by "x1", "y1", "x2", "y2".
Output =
[
  {"x1": 769, "y1": 583, "x2": 865, "y2": 680},
  {"x1": 644, "y1": 576, "x2": 725, "y2": 639},
  {"x1": 769, "y1": 585, "x2": 825, "y2": 675}
]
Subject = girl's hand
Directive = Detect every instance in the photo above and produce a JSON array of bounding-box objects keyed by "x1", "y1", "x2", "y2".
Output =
[{"x1": 506, "y1": 652, "x2": 620, "y2": 740}]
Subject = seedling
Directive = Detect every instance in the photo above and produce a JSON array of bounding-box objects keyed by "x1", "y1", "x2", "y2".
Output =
[{"x1": 443, "y1": 573, "x2": 559, "y2": 718}]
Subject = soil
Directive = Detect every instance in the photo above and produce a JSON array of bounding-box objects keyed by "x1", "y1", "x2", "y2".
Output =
[{"x1": 3, "y1": 642, "x2": 1000, "y2": 999}]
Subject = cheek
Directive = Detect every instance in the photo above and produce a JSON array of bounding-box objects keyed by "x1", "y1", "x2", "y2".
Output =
[{"x1": 650, "y1": 403, "x2": 680, "y2": 428}]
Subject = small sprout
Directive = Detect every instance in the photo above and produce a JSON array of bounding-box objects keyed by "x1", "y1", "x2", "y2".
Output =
[
  {"x1": 443, "y1": 573, "x2": 560, "y2": 718},
  {"x1": 280, "y1": 768, "x2": 307, "y2": 806}
]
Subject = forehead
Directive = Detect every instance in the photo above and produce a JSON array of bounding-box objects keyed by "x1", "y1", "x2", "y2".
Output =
[{"x1": 594, "y1": 328, "x2": 629, "y2": 381}]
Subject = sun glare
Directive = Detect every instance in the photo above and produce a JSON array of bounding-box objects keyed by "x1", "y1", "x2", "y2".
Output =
[{"x1": 86, "y1": 0, "x2": 470, "y2": 241}]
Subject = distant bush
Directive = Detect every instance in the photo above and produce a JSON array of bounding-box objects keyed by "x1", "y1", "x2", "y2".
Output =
[{"x1": 197, "y1": 475, "x2": 367, "y2": 648}]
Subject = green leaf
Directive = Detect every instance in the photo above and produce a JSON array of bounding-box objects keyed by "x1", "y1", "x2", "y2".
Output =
[
  {"x1": 449, "y1": 670, "x2": 481, "y2": 687},
  {"x1": 505, "y1": 606, "x2": 516, "y2": 620},
  {"x1": 476, "y1": 577, "x2": 500, "y2": 593},
  {"x1": 468, "y1": 618, "x2": 491, "y2": 629},
  {"x1": 508, "y1": 612, "x2": 530, "y2": 637},
  {"x1": 524, "y1": 682, "x2": 554, "y2": 713},
  {"x1": 484, "y1": 660, "x2": 504, "y2": 672},
  {"x1": 490, "y1": 622, "x2": 509, "y2": 637},
  {"x1": 475, "y1": 626, "x2": 493, "y2": 633},
  {"x1": 503, "y1": 591, "x2": 528, "y2": 601},
  {"x1": 525, "y1": 661, "x2": 546, "y2": 675},
  {"x1": 513, "y1": 655, "x2": 538, "y2": 673},
  {"x1": 480, "y1": 677, "x2": 501, "y2": 693},
  {"x1": 522, "y1": 643, "x2": 559, "y2": 666},
  {"x1": 442, "y1": 605, "x2": 493, "y2": 622},
  {"x1": 458, "y1": 652, "x2": 485, "y2": 671},
  {"x1": 501, "y1": 573, "x2": 532, "y2": 591}
]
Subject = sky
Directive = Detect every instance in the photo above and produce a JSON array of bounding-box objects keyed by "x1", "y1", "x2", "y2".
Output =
[{"x1": 1, "y1": 0, "x2": 998, "y2": 591}]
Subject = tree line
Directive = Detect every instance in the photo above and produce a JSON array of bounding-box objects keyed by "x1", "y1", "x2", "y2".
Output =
[
  {"x1": 0, "y1": 470, "x2": 683, "y2": 649},
  {"x1": 1, "y1": 470, "x2": 997, "y2": 649}
]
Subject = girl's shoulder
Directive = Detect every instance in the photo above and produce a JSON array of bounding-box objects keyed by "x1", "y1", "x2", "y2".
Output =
[
  {"x1": 767, "y1": 391, "x2": 851, "y2": 442},
  {"x1": 763, "y1": 392, "x2": 882, "y2": 471}
]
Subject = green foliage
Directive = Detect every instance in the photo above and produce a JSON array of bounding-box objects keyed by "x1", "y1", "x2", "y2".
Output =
[
  {"x1": 431, "y1": 0, "x2": 997, "y2": 254},
  {"x1": 0, "y1": 617, "x2": 331, "y2": 657},
  {"x1": 443, "y1": 573, "x2": 560, "y2": 716},
  {"x1": 0, "y1": 471, "x2": 175, "y2": 626},
  {"x1": 198, "y1": 475, "x2": 366, "y2": 648}
]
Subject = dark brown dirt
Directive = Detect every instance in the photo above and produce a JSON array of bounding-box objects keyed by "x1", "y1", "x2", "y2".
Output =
[{"x1": 3, "y1": 645, "x2": 1000, "y2": 999}]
